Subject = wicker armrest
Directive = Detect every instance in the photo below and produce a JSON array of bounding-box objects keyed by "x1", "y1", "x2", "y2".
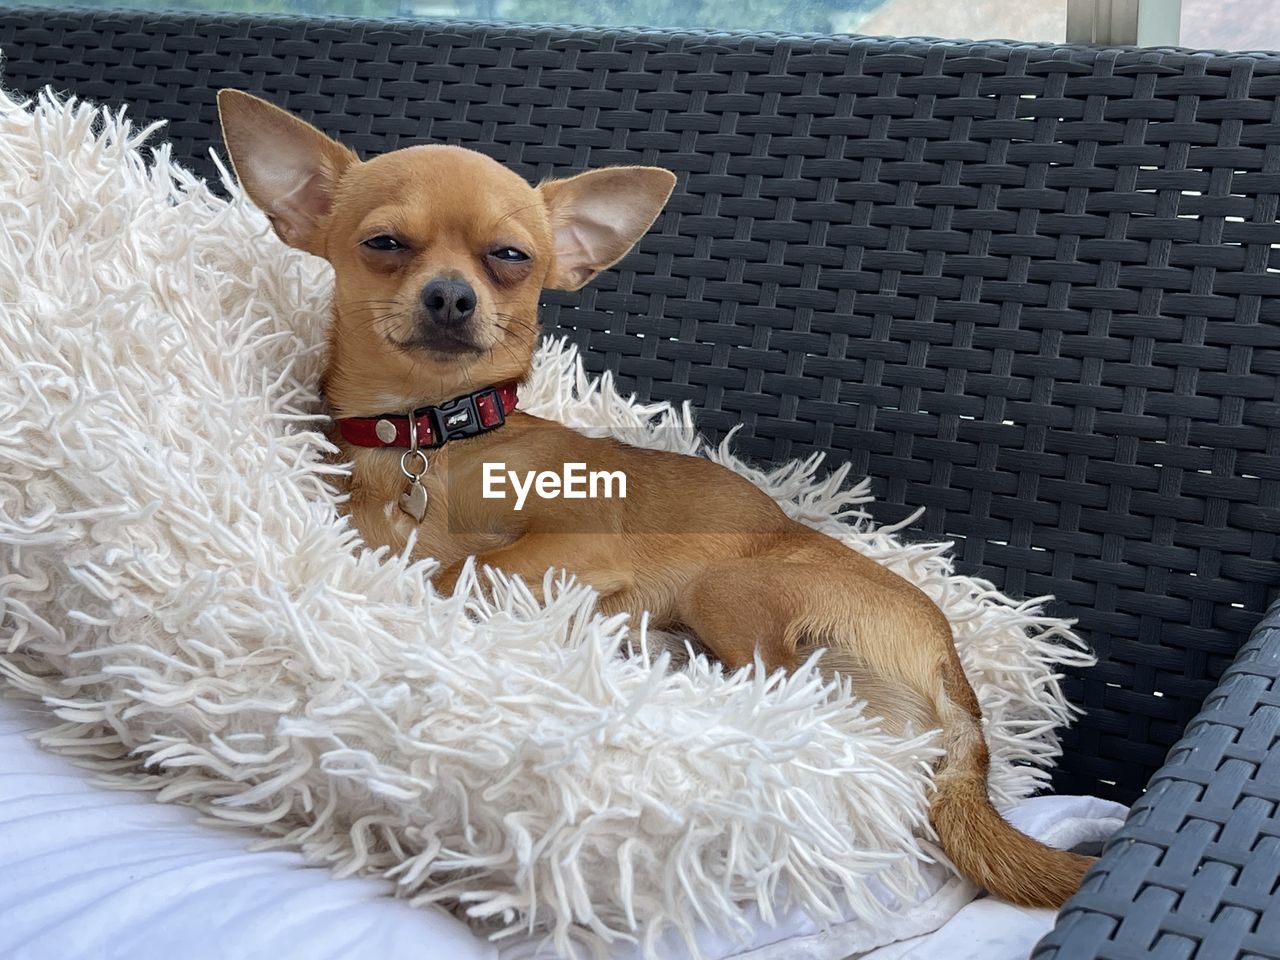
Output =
[{"x1": 1034, "y1": 603, "x2": 1280, "y2": 959}]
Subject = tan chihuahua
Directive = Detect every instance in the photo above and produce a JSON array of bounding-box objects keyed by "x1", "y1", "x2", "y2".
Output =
[{"x1": 218, "y1": 89, "x2": 1092, "y2": 909}]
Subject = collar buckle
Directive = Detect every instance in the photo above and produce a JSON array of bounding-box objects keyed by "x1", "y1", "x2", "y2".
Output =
[{"x1": 428, "y1": 391, "x2": 485, "y2": 443}]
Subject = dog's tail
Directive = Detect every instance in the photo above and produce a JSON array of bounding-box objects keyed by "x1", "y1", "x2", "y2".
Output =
[
  {"x1": 809, "y1": 596, "x2": 1092, "y2": 909},
  {"x1": 926, "y1": 670, "x2": 1093, "y2": 907},
  {"x1": 738, "y1": 530, "x2": 1093, "y2": 907}
]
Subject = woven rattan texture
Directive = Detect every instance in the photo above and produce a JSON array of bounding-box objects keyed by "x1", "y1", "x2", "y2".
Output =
[
  {"x1": 2, "y1": 7, "x2": 1279, "y2": 803},
  {"x1": 1035, "y1": 605, "x2": 1280, "y2": 960}
]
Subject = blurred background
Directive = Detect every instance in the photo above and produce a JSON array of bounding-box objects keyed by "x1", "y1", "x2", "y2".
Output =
[{"x1": 36, "y1": 0, "x2": 1280, "y2": 50}]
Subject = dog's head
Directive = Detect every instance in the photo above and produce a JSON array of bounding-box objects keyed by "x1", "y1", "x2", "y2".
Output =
[{"x1": 217, "y1": 90, "x2": 674, "y2": 415}]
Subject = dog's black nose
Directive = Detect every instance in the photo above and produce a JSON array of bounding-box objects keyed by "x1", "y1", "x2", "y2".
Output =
[{"x1": 420, "y1": 277, "x2": 477, "y2": 327}]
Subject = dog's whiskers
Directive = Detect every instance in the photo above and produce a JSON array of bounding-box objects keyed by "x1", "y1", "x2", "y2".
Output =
[
  {"x1": 491, "y1": 332, "x2": 525, "y2": 367},
  {"x1": 335, "y1": 298, "x2": 404, "y2": 311},
  {"x1": 354, "y1": 313, "x2": 404, "y2": 333},
  {"x1": 493, "y1": 312, "x2": 539, "y2": 336}
]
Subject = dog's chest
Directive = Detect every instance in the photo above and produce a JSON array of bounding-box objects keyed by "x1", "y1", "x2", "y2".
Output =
[{"x1": 342, "y1": 444, "x2": 515, "y2": 567}]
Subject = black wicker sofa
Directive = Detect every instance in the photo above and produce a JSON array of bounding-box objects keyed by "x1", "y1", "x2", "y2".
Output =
[{"x1": 0, "y1": 7, "x2": 1277, "y2": 958}]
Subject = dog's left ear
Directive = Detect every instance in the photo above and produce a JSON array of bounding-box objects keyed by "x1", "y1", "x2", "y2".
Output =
[{"x1": 538, "y1": 167, "x2": 676, "y2": 291}]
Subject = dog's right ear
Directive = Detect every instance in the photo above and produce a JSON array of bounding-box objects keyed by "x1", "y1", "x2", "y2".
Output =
[{"x1": 217, "y1": 89, "x2": 357, "y2": 257}]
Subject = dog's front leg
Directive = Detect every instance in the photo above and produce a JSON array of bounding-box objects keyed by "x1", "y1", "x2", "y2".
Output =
[{"x1": 433, "y1": 532, "x2": 633, "y2": 601}]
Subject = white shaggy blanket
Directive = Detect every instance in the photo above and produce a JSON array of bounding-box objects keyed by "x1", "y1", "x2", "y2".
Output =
[{"x1": 0, "y1": 87, "x2": 1093, "y2": 958}]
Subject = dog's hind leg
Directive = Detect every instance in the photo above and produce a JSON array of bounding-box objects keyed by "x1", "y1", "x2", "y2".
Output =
[
  {"x1": 675, "y1": 547, "x2": 937, "y2": 734},
  {"x1": 681, "y1": 542, "x2": 1092, "y2": 907},
  {"x1": 674, "y1": 559, "x2": 813, "y2": 675}
]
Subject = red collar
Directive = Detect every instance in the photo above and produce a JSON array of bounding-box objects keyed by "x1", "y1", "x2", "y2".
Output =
[{"x1": 335, "y1": 382, "x2": 519, "y2": 449}]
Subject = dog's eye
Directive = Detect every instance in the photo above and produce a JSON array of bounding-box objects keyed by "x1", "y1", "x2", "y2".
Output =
[
  {"x1": 490, "y1": 247, "x2": 530, "y2": 263},
  {"x1": 362, "y1": 235, "x2": 405, "y2": 252}
]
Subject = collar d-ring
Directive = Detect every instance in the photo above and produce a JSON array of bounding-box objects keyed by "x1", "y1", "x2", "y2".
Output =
[{"x1": 399, "y1": 408, "x2": 428, "y2": 480}]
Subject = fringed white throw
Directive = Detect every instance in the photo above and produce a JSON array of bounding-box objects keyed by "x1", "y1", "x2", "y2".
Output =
[{"x1": 0, "y1": 87, "x2": 1092, "y2": 958}]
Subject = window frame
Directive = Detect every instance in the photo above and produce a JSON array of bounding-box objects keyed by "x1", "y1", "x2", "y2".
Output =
[{"x1": 1067, "y1": 0, "x2": 1184, "y2": 45}]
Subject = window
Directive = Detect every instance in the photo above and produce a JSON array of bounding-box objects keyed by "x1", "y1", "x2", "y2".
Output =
[
  {"x1": 36, "y1": 0, "x2": 1280, "y2": 49},
  {"x1": 1179, "y1": 0, "x2": 1280, "y2": 50},
  {"x1": 35, "y1": 0, "x2": 1070, "y2": 41}
]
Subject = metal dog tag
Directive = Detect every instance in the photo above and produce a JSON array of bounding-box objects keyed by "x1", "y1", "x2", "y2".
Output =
[
  {"x1": 399, "y1": 477, "x2": 428, "y2": 522},
  {"x1": 397, "y1": 413, "x2": 430, "y2": 523}
]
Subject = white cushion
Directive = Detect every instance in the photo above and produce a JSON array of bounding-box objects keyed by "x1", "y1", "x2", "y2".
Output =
[
  {"x1": 0, "y1": 697, "x2": 496, "y2": 960},
  {"x1": 3, "y1": 696, "x2": 1127, "y2": 960}
]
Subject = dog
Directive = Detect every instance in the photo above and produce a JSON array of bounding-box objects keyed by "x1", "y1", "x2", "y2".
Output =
[{"x1": 217, "y1": 88, "x2": 1093, "y2": 909}]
